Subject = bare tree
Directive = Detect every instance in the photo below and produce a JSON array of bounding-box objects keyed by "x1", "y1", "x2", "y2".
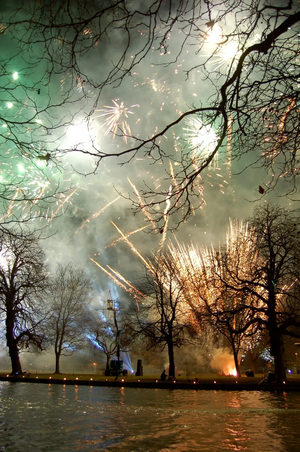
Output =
[
  {"x1": 132, "y1": 252, "x2": 194, "y2": 379},
  {"x1": 168, "y1": 227, "x2": 261, "y2": 378},
  {"x1": 88, "y1": 302, "x2": 133, "y2": 375},
  {"x1": 88, "y1": 315, "x2": 119, "y2": 373},
  {"x1": 2, "y1": 1, "x2": 299, "y2": 228},
  {"x1": 0, "y1": 230, "x2": 49, "y2": 375},
  {"x1": 47, "y1": 263, "x2": 92, "y2": 374},
  {"x1": 210, "y1": 204, "x2": 300, "y2": 382}
]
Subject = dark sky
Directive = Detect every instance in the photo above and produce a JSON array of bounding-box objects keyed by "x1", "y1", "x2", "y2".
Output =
[{"x1": 1, "y1": 1, "x2": 298, "y2": 308}]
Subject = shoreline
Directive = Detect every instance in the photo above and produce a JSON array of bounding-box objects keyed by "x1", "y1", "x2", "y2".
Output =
[{"x1": 1, "y1": 373, "x2": 300, "y2": 391}]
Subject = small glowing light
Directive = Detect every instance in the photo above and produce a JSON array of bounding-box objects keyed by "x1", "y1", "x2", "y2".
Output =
[
  {"x1": 35, "y1": 119, "x2": 42, "y2": 124},
  {"x1": 36, "y1": 377, "x2": 38, "y2": 379},
  {"x1": 12, "y1": 72, "x2": 18, "y2": 80},
  {"x1": 90, "y1": 378, "x2": 93, "y2": 381},
  {"x1": 138, "y1": 380, "x2": 140, "y2": 382},
  {"x1": 76, "y1": 377, "x2": 78, "y2": 380},
  {"x1": 2, "y1": 124, "x2": 7, "y2": 128},
  {"x1": 173, "y1": 380, "x2": 176, "y2": 383},
  {"x1": 105, "y1": 379, "x2": 108, "y2": 381},
  {"x1": 206, "y1": 25, "x2": 223, "y2": 44},
  {"x1": 193, "y1": 381, "x2": 196, "y2": 384},
  {"x1": 283, "y1": 381, "x2": 286, "y2": 384},
  {"x1": 18, "y1": 163, "x2": 25, "y2": 172},
  {"x1": 155, "y1": 380, "x2": 158, "y2": 383},
  {"x1": 49, "y1": 377, "x2": 52, "y2": 379},
  {"x1": 214, "y1": 381, "x2": 216, "y2": 384},
  {"x1": 63, "y1": 378, "x2": 66, "y2": 380},
  {"x1": 236, "y1": 381, "x2": 238, "y2": 383},
  {"x1": 121, "y1": 379, "x2": 124, "y2": 382},
  {"x1": 6, "y1": 375, "x2": 9, "y2": 377},
  {"x1": 7, "y1": 102, "x2": 13, "y2": 109}
]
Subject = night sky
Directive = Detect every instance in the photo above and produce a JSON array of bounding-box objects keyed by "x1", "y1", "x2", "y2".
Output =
[{"x1": 0, "y1": 0, "x2": 298, "y2": 309}]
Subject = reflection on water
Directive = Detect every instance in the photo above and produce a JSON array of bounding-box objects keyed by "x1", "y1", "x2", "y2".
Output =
[{"x1": 0, "y1": 382, "x2": 300, "y2": 451}]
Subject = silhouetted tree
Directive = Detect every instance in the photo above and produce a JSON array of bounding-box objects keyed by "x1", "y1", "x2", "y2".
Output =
[
  {"x1": 0, "y1": 230, "x2": 49, "y2": 374},
  {"x1": 211, "y1": 204, "x2": 300, "y2": 383},
  {"x1": 47, "y1": 263, "x2": 92, "y2": 374},
  {"x1": 132, "y1": 252, "x2": 194, "y2": 379}
]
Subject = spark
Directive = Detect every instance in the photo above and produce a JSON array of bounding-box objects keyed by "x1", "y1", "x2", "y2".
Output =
[{"x1": 96, "y1": 100, "x2": 139, "y2": 143}]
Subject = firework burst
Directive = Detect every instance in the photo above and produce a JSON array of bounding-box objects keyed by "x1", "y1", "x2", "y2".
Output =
[
  {"x1": 183, "y1": 116, "x2": 218, "y2": 167},
  {"x1": 96, "y1": 100, "x2": 139, "y2": 143}
]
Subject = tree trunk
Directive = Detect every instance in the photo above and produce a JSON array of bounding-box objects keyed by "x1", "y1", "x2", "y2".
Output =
[
  {"x1": 270, "y1": 332, "x2": 286, "y2": 383},
  {"x1": 55, "y1": 351, "x2": 61, "y2": 374},
  {"x1": 232, "y1": 346, "x2": 241, "y2": 378},
  {"x1": 168, "y1": 341, "x2": 175, "y2": 379},
  {"x1": 6, "y1": 317, "x2": 22, "y2": 375}
]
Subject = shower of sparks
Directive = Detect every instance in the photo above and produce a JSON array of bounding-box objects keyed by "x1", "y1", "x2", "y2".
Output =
[
  {"x1": 96, "y1": 100, "x2": 139, "y2": 143},
  {"x1": 75, "y1": 196, "x2": 121, "y2": 234},
  {"x1": 183, "y1": 116, "x2": 218, "y2": 166}
]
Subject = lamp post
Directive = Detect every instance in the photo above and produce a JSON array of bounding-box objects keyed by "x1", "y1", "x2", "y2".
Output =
[{"x1": 107, "y1": 297, "x2": 122, "y2": 375}]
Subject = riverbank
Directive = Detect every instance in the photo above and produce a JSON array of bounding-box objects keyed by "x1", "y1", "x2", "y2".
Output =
[{"x1": 1, "y1": 372, "x2": 300, "y2": 391}]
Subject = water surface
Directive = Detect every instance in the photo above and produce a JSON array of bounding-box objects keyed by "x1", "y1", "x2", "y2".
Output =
[{"x1": 0, "y1": 381, "x2": 299, "y2": 451}]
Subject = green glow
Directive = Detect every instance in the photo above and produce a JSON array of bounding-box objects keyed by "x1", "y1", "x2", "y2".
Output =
[
  {"x1": 18, "y1": 163, "x2": 25, "y2": 172},
  {"x1": 2, "y1": 124, "x2": 7, "y2": 128},
  {"x1": 7, "y1": 102, "x2": 13, "y2": 109},
  {"x1": 12, "y1": 72, "x2": 18, "y2": 80},
  {"x1": 35, "y1": 119, "x2": 43, "y2": 124}
]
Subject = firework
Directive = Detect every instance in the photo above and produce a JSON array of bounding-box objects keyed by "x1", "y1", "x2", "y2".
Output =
[{"x1": 96, "y1": 100, "x2": 139, "y2": 143}]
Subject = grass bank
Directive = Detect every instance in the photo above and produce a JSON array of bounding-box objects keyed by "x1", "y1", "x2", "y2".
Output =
[{"x1": 1, "y1": 372, "x2": 300, "y2": 391}]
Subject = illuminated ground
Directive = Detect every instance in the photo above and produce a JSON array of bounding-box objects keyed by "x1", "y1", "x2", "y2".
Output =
[{"x1": 1, "y1": 373, "x2": 300, "y2": 391}]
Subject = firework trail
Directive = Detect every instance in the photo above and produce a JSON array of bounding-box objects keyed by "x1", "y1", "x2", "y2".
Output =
[
  {"x1": 90, "y1": 258, "x2": 144, "y2": 303},
  {"x1": 127, "y1": 177, "x2": 158, "y2": 231},
  {"x1": 110, "y1": 221, "x2": 152, "y2": 271},
  {"x1": 158, "y1": 184, "x2": 172, "y2": 253},
  {"x1": 227, "y1": 112, "x2": 233, "y2": 179},
  {"x1": 75, "y1": 196, "x2": 121, "y2": 234},
  {"x1": 48, "y1": 188, "x2": 78, "y2": 223},
  {"x1": 105, "y1": 224, "x2": 150, "y2": 249}
]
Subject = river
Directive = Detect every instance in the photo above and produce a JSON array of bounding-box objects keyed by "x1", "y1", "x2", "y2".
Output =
[{"x1": 0, "y1": 381, "x2": 299, "y2": 451}]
